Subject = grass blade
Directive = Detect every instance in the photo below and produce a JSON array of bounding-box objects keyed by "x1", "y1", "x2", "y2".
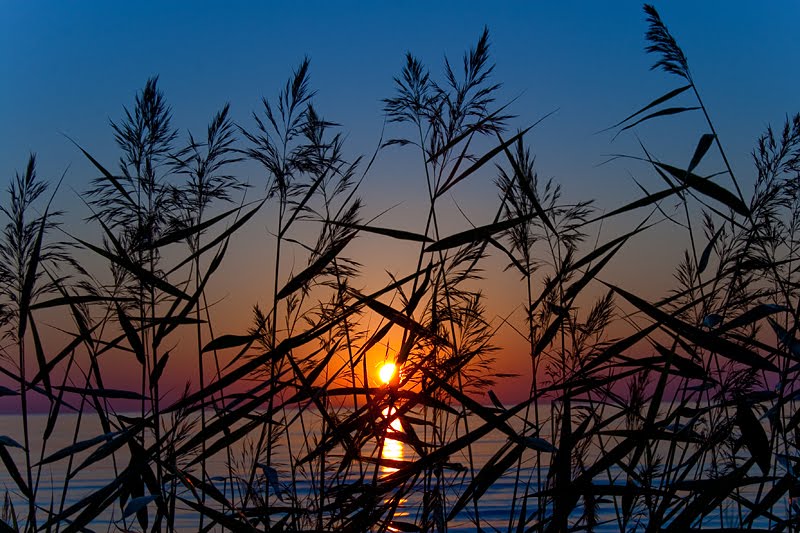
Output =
[
  {"x1": 437, "y1": 126, "x2": 532, "y2": 197},
  {"x1": 0, "y1": 445, "x2": 31, "y2": 499},
  {"x1": 687, "y1": 133, "x2": 715, "y2": 174},
  {"x1": 652, "y1": 341, "x2": 709, "y2": 382},
  {"x1": 53, "y1": 385, "x2": 147, "y2": 401},
  {"x1": 425, "y1": 214, "x2": 534, "y2": 252},
  {"x1": 37, "y1": 432, "x2": 119, "y2": 466},
  {"x1": 167, "y1": 199, "x2": 265, "y2": 276},
  {"x1": 276, "y1": 236, "x2": 352, "y2": 300},
  {"x1": 697, "y1": 226, "x2": 723, "y2": 274},
  {"x1": 736, "y1": 402, "x2": 771, "y2": 475},
  {"x1": 607, "y1": 84, "x2": 692, "y2": 130},
  {"x1": 75, "y1": 236, "x2": 190, "y2": 301},
  {"x1": 324, "y1": 220, "x2": 433, "y2": 243},
  {"x1": 123, "y1": 494, "x2": 158, "y2": 518},
  {"x1": 499, "y1": 134, "x2": 557, "y2": 234},
  {"x1": 29, "y1": 294, "x2": 135, "y2": 310},
  {"x1": 17, "y1": 208, "x2": 46, "y2": 339},
  {"x1": 717, "y1": 304, "x2": 788, "y2": 334},
  {"x1": 606, "y1": 282, "x2": 778, "y2": 372},
  {"x1": 426, "y1": 102, "x2": 516, "y2": 163},
  {"x1": 618, "y1": 106, "x2": 700, "y2": 133},
  {"x1": 28, "y1": 314, "x2": 52, "y2": 405},
  {"x1": 144, "y1": 201, "x2": 256, "y2": 250},
  {"x1": 66, "y1": 136, "x2": 136, "y2": 209},
  {"x1": 652, "y1": 160, "x2": 750, "y2": 217},
  {"x1": 116, "y1": 303, "x2": 145, "y2": 365},
  {"x1": 358, "y1": 294, "x2": 445, "y2": 345},
  {"x1": 150, "y1": 351, "x2": 169, "y2": 384},
  {"x1": 201, "y1": 334, "x2": 258, "y2": 353},
  {"x1": 0, "y1": 437, "x2": 22, "y2": 449},
  {"x1": 447, "y1": 440, "x2": 525, "y2": 520}
]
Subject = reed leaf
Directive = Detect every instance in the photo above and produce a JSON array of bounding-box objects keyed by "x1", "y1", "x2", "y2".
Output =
[
  {"x1": 276, "y1": 236, "x2": 352, "y2": 300},
  {"x1": 562, "y1": 236, "x2": 629, "y2": 303},
  {"x1": 75, "y1": 235, "x2": 190, "y2": 300},
  {"x1": 30, "y1": 322, "x2": 101, "y2": 386},
  {"x1": 176, "y1": 471, "x2": 232, "y2": 509},
  {"x1": 607, "y1": 283, "x2": 778, "y2": 372},
  {"x1": 167, "y1": 198, "x2": 265, "y2": 275},
  {"x1": 447, "y1": 440, "x2": 525, "y2": 520},
  {"x1": 426, "y1": 102, "x2": 515, "y2": 163},
  {"x1": 742, "y1": 473, "x2": 793, "y2": 526},
  {"x1": 608, "y1": 84, "x2": 692, "y2": 130},
  {"x1": 736, "y1": 402, "x2": 771, "y2": 475},
  {"x1": 201, "y1": 333, "x2": 258, "y2": 353},
  {"x1": 697, "y1": 225, "x2": 723, "y2": 275},
  {"x1": 52, "y1": 385, "x2": 146, "y2": 401},
  {"x1": 145, "y1": 201, "x2": 256, "y2": 250},
  {"x1": 69, "y1": 428, "x2": 141, "y2": 481},
  {"x1": 652, "y1": 341, "x2": 709, "y2": 381},
  {"x1": 27, "y1": 314, "x2": 52, "y2": 404},
  {"x1": 177, "y1": 497, "x2": 258, "y2": 532},
  {"x1": 717, "y1": 304, "x2": 788, "y2": 333},
  {"x1": 60, "y1": 483, "x2": 122, "y2": 533},
  {"x1": 652, "y1": 161, "x2": 750, "y2": 217},
  {"x1": 66, "y1": 137, "x2": 136, "y2": 210},
  {"x1": 498, "y1": 132, "x2": 557, "y2": 234},
  {"x1": 358, "y1": 294, "x2": 445, "y2": 345},
  {"x1": 324, "y1": 219, "x2": 433, "y2": 242},
  {"x1": 425, "y1": 214, "x2": 534, "y2": 252},
  {"x1": 687, "y1": 133, "x2": 715, "y2": 174},
  {"x1": 618, "y1": 106, "x2": 700, "y2": 133},
  {"x1": 122, "y1": 494, "x2": 158, "y2": 518},
  {"x1": 0, "y1": 446, "x2": 31, "y2": 499},
  {"x1": 588, "y1": 182, "x2": 690, "y2": 223},
  {"x1": 29, "y1": 294, "x2": 134, "y2": 310},
  {"x1": 436, "y1": 126, "x2": 532, "y2": 197},
  {"x1": 0, "y1": 437, "x2": 22, "y2": 450},
  {"x1": 116, "y1": 302, "x2": 145, "y2": 365},
  {"x1": 150, "y1": 351, "x2": 169, "y2": 384},
  {"x1": 156, "y1": 239, "x2": 229, "y2": 344},
  {"x1": 487, "y1": 236, "x2": 528, "y2": 276},
  {"x1": 665, "y1": 460, "x2": 755, "y2": 531},
  {"x1": 37, "y1": 432, "x2": 119, "y2": 466},
  {"x1": 573, "y1": 223, "x2": 653, "y2": 273}
]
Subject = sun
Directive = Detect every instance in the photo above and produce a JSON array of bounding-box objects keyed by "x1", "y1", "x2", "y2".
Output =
[{"x1": 378, "y1": 362, "x2": 396, "y2": 384}]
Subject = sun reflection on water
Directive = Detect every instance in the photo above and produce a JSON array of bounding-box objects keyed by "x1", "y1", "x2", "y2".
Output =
[{"x1": 381, "y1": 407, "x2": 405, "y2": 474}]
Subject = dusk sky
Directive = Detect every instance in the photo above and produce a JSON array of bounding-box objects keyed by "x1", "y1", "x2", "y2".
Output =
[{"x1": 2, "y1": 2, "x2": 799, "y2": 409}]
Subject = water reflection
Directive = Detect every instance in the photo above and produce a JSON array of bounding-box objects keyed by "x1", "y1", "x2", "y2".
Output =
[{"x1": 381, "y1": 407, "x2": 405, "y2": 474}]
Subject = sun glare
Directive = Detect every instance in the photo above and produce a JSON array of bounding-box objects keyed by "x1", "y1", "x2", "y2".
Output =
[{"x1": 378, "y1": 362, "x2": 396, "y2": 384}]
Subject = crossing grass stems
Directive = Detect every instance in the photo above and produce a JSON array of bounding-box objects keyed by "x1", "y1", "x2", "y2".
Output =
[{"x1": 1, "y1": 4, "x2": 800, "y2": 532}]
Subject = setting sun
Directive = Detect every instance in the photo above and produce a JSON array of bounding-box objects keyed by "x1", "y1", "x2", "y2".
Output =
[{"x1": 378, "y1": 362, "x2": 396, "y2": 384}]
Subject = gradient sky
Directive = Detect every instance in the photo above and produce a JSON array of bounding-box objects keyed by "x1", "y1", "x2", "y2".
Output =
[{"x1": 1, "y1": 2, "x2": 798, "y2": 409}]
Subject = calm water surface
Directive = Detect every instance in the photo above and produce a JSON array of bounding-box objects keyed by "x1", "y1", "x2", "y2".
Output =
[{"x1": 0, "y1": 407, "x2": 789, "y2": 531}]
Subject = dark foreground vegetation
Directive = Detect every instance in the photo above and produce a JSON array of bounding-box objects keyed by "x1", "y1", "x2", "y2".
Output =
[{"x1": 2, "y1": 4, "x2": 800, "y2": 531}]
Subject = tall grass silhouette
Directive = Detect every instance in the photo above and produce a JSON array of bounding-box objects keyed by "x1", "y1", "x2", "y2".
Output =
[{"x1": 1, "y1": 4, "x2": 799, "y2": 531}]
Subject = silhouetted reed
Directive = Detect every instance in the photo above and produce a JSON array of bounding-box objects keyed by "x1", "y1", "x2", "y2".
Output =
[{"x1": 1, "y1": 4, "x2": 799, "y2": 532}]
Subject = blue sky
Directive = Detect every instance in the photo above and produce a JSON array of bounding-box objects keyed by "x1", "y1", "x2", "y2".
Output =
[
  {"x1": 1, "y1": 1, "x2": 798, "y2": 403},
  {"x1": 3, "y1": 2, "x2": 797, "y2": 200}
]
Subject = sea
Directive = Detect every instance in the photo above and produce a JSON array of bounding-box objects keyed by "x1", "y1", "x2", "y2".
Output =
[{"x1": 0, "y1": 409, "x2": 792, "y2": 532}]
